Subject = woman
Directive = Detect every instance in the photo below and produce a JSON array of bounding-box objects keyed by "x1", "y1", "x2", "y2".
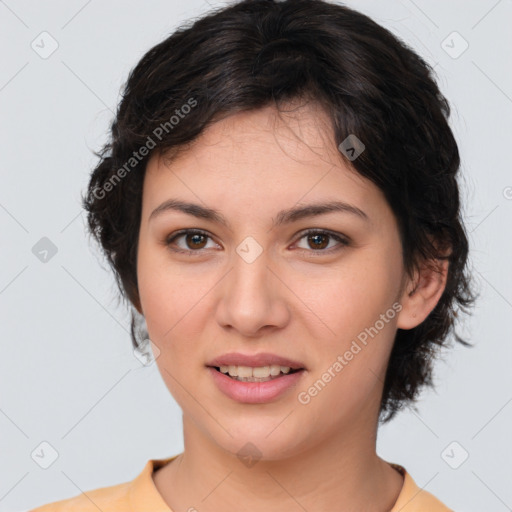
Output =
[{"x1": 31, "y1": 0, "x2": 475, "y2": 510}]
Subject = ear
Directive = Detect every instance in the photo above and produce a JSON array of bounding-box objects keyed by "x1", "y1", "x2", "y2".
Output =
[{"x1": 396, "y1": 256, "x2": 449, "y2": 330}]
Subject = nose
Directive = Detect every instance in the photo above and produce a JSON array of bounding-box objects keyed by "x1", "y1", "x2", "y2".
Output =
[{"x1": 215, "y1": 247, "x2": 290, "y2": 337}]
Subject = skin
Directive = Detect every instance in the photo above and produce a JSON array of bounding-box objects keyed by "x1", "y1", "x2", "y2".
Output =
[{"x1": 135, "y1": 102, "x2": 448, "y2": 512}]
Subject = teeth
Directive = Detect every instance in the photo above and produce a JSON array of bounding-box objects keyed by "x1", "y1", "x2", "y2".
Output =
[
  {"x1": 218, "y1": 365, "x2": 293, "y2": 379},
  {"x1": 269, "y1": 365, "x2": 282, "y2": 376}
]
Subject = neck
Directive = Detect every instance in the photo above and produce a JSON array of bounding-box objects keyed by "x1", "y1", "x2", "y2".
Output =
[{"x1": 153, "y1": 409, "x2": 404, "y2": 512}]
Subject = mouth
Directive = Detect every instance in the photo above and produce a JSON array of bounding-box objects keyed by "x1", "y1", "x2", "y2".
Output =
[
  {"x1": 206, "y1": 355, "x2": 307, "y2": 403},
  {"x1": 209, "y1": 365, "x2": 304, "y2": 383},
  {"x1": 205, "y1": 352, "x2": 306, "y2": 388}
]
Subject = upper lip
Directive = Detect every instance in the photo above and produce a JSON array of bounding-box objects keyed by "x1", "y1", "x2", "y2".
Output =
[{"x1": 206, "y1": 352, "x2": 305, "y2": 370}]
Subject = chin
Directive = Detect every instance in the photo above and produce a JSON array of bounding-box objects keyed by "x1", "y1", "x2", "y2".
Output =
[{"x1": 211, "y1": 424, "x2": 309, "y2": 464}]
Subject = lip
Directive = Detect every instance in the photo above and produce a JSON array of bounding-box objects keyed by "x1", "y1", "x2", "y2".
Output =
[
  {"x1": 207, "y1": 366, "x2": 306, "y2": 404},
  {"x1": 206, "y1": 352, "x2": 306, "y2": 370}
]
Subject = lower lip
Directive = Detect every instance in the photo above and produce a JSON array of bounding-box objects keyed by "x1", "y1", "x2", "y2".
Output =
[{"x1": 207, "y1": 367, "x2": 305, "y2": 404}]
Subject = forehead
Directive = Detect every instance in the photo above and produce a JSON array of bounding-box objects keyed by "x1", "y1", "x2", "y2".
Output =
[
  {"x1": 142, "y1": 103, "x2": 387, "y2": 225},
  {"x1": 157, "y1": 102, "x2": 339, "y2": 169}
]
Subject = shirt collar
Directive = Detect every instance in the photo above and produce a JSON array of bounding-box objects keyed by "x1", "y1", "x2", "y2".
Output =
[{"x1": 127, "y1": 456, "x2": 449, "y2": 512}]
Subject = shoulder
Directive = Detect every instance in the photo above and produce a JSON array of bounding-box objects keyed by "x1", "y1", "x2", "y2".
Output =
[
  {"x1": 28, "y1": 479, "x2": 132, "y2": 512},
  {"x1": 390, "y1": 463, "x2": 454, "y2": 512},
  {"x1": 28, "y1": 457, "x2": 177, "y2": 512}
]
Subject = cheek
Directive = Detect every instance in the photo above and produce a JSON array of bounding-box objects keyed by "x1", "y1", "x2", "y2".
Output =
[
  {"x1": 137, "y1": 244, "x2": 184, "y2": 343},
  {"x1": 291, "y1": 245, "x2": 403, "y2": 412},
  {"x1": 136, "y1": 244, "x2": 218, "y2": 360},
  {"x1": 137, "y1": 239, "x2": 193, "y2": 328},
  {"x1": 139, "y1": 277, "x2": 198, "y2": 347},
  {"x1": 296, "y1": 251, "x2": 402, "y2": 338}
]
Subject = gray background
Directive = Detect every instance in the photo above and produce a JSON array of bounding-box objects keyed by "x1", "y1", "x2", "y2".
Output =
[{"x1": 1, "y1": 0, "x2": 511, "y2": 510}]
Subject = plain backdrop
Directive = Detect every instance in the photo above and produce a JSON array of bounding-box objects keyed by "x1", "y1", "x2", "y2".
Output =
[{"x1": 1, "y1": 1, "x2": 511, "y2": 511}]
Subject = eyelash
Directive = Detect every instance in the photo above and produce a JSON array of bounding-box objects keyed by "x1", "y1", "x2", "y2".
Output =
[{"x1": 165, "y1": 228, "x2": 350, "y2": 256}]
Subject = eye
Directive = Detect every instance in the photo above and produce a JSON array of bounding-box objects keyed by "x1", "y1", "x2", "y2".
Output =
[
  {"x1": 294, "y1": 229, "x2": 349, "y2": 253},
  {"x1": 165, "y1": 228, "x2": 350, "y2": 256},
  {"x1": 165, "y1": 229, "x2": 219, "y2": 254}
]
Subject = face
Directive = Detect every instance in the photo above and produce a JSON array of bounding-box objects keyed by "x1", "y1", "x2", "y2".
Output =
[{"x1": 136, "y1": 103, "x2": 410, "y2": 460}]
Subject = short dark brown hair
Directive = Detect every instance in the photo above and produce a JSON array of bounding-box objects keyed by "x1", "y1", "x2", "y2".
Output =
[{"x1": 82, "y1": 0, "x2": 477, "y2": 422}]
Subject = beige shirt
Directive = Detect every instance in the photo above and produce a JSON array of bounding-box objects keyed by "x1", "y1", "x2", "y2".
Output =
[{"x1": 30, "y1": 455, "x2": 454, "y2": 511}]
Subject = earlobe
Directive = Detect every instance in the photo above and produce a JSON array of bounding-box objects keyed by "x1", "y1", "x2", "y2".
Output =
[{"x1": 396, "y1": 258, "x2": 449, "y2": 330}]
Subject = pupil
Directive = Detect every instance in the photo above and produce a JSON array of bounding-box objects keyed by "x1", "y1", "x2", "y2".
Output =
[
  {"x1": 187, "y1": 233, "x2": 206, "y2": 249},
  {"x1": 309, "y1": 234, "x2": 328, "y2": 250}
]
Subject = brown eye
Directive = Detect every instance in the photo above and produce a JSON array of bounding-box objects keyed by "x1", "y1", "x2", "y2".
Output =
[
  {"x1": 166, "y1": 229, "x2": 218, "y2": 254},
  {"x1": 295, "y1": 229, "x2": 349, "y2": 253},
  {"x1": 185, "y1": 232, "x2": 208, "y2": 249},
  {"x1": 307, "y1": 233, "x2": 329, "y2": 250}
]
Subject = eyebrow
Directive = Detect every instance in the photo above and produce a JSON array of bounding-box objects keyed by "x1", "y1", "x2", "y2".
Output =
[{"x1": 149, "y1": 198, "x2": 370, "y2": 228}]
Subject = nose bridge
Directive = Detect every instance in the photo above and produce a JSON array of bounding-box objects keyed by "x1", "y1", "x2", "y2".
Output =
[
  {"x1": 229, "y1": 241, "x2": 273, "y2": 311},
  {"x1": 216, "y1": 236, "x2": 289, "y2": 334}
]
